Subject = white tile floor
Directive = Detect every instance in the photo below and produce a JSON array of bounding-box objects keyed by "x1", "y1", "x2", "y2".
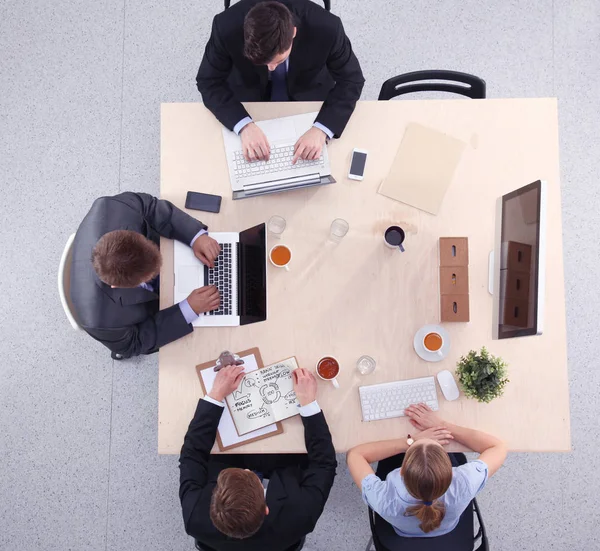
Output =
[{"x1": 1, "y1": 1, "x2": 599, "y2": 549}]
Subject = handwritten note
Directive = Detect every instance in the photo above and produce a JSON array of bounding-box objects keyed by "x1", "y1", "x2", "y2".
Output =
[{"x1": 226, "y1": 357, "x2": 300, "y2": 435}]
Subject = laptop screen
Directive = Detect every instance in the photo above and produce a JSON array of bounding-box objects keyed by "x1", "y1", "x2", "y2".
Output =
[{"x1": 238, "y1": 223, "x2": 267, "y2": 325}]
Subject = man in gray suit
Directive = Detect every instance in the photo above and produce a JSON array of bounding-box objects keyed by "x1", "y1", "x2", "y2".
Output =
[{"x1": 70, "y1": 192, "x2": 220, "y2": 359}]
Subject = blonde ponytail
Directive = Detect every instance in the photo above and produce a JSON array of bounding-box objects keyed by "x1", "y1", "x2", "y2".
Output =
[
  {"x1": 405, "y1": 500, "x2": 446, "y2": 533},
  {"x1": 402, "y1": 443, "x2": 453, "y2": 534}
]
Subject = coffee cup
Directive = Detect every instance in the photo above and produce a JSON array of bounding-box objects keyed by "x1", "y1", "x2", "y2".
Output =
[
  {"x1": 423, "y1": 331, "x2": 444, "y2": 357},
  {"x1": 269, "y1": 244, "x2": 292, "y2": 271},
  {"x1": 316, "y1": 356, "x2": 340, "y2": 389},
  {"x1": 384, "y1": 226, "x2": 406, "y2": 252}
]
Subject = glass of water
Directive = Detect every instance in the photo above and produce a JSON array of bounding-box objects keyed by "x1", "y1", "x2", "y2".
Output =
[
  {"x1": 329, "y1": 218, "x2": 349, "y2": 242},
  {"x1": 268, "y1": 215, "x2": 286, "y2": 238},
  {"x1": 357, "y1": 355, "x2": 376, "y2": 375}
]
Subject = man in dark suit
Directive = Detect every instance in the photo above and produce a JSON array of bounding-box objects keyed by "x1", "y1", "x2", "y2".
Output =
[
  {"x1": 179, "y1": 365, "x2": 337, "y2": 551},
  {"x1": 197, "y1": 0, "x2": 364, "y2": 164},
  {"x1": 70, "y1": 192, "x2": 221, "y2": 359}
]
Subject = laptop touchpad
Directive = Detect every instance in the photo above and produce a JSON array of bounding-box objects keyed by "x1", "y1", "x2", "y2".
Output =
[
  {"x1": 258, "y1": 119, "x2": 296, "y2": 142},
  {"x1": 178, "y1": 266, "x2": 201, "y2": 292}
]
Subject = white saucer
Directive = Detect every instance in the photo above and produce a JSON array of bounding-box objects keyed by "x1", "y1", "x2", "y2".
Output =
[{"x1": 413, "y1": 325, "x2": 451, "y2": 362}]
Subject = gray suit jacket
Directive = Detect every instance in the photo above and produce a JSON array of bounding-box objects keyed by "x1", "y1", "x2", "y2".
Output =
[{"x1": 70, "y1": 192, "x2": 206, "y2": 358}]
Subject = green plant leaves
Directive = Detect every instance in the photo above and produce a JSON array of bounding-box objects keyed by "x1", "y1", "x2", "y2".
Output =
[{"x1": 455, "y1": 347, "x2": 509, "y2": 403}]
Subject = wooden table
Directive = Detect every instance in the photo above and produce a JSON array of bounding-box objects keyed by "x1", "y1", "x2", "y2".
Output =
[{"x1": 158, "y1": 99, "x2": 570, "y2": 454}]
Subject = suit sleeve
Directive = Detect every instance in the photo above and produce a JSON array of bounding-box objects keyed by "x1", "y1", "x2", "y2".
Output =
[
  {"x1": 85, "y1": 303, "x2": 193, "y2": 358},
  {"x1": 196, "y1": 16, "x2": 250, "y2": 131},
  {"x1": 314, "y1": 18, "x2": 365, "y2": 138},
  {"x1": 111, "y1": 192, "x2": 206, "y2": 245},
  {"x1": 294, "y1": 411, "x2": 337, "y2": 532},
  {"x1": 179, "y1": 399, "x2": 223, "y2": 531}
]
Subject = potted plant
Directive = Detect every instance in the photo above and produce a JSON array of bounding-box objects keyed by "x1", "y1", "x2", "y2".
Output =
[{"x1": 455, "y1": 347, "x2": 509, "y2": 403}]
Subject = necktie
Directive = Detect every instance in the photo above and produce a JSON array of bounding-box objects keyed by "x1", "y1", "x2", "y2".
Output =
[{"x1": 270, "y1": 62, "x2": 289, "y2": 102}]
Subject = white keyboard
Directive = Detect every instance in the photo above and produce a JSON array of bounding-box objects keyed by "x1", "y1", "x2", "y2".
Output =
[
  {"x1": 359, "y1": 377, "x2": 439, "y2": 422},
  {"x1": 233, "y1": 144, "x2": 324, "y2": 180}
]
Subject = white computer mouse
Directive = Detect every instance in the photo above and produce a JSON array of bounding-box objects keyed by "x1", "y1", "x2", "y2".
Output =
[{"x1": 436, "y1": 370, "x2": 460, "y2": 401}]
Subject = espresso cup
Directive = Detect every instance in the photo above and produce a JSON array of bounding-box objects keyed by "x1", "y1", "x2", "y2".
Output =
[
  {"x1": 316, "y1": 356, "x2": 340, "y2": 389},
  {"x1": 384, "y1": 226, "x2": 406, "y2": 252},
  {"x1": 423, "y1": 331, "x2": 444, "y2": 357},
  {"x1": 269, "y1": 244, "x2": 292, "y2": 271}
]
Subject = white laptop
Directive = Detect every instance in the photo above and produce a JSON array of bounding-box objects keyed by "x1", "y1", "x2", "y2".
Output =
[
  {"x1": 173, "y1": 223, "x2": 267, "y2": 327},
  {"x1": 222, "y1": 111, "x2": 336, "y2": 200}
]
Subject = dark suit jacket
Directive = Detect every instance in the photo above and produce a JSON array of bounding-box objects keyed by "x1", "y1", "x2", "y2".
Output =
[
  {"x1": 70, "y1": 192, "x2": 206, "y2": 358},
  {"x1": 179, "y1": 399, "x2": 337, "y2": 551},
  {"x1": 196, "y1": 0, "x2": 365, "y2": 138}
]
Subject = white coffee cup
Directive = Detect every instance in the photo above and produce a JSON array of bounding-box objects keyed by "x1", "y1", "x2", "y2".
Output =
[
  {"x1": 316, "y1": 356, "x2": 340, "y2": 389},
  {"x1": 423, "y1": 332, "x2": 444, "y2": 357},
  {"x1": 269, "y1": 244, "x2": 292, "y2": 271}
]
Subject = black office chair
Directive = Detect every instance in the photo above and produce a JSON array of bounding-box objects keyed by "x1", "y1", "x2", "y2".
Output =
[
  {"x1": 195, "y1": 536, "x2": 305, "y2": 551},
  {"x1": 365, "y1": 453, "x2": 489, "y2": 551},
  {"x1": 378, "y1": 71, "x2": 486, "y2": 101},
  {"x1": 224, "y1": 0, "x2": 331, "y2": 11}
]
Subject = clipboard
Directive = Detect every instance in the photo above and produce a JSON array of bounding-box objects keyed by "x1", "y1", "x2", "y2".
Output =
[{"x1": 195, "y1": 347, "x2": 284, "y2": 452}]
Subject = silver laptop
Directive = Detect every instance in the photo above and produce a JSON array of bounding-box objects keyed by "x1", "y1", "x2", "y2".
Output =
[
  {"x1": 222, "y1": 111, "x2": 336, "y2": 200},
  {"x1": 173, "y1": 223, "x2": 267, "y2": 327}
]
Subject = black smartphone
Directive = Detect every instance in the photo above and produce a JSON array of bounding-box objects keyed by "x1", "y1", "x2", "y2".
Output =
[{"x1": 185, "y1": 191, "x2": 222, "y2": 213}]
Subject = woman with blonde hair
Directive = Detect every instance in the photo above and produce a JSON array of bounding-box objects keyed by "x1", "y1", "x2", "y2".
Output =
[{"x1": 346, "y1": 403, "x2": 507, "y2": 537}]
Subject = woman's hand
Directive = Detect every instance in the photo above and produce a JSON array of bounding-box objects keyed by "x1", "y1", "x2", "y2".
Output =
[
  {"x1": 413, "y1": 426, "x2": 453, "y2": 446},
  {"x1": 405, "y1": 403, "x2": 446, "y2": 431}
]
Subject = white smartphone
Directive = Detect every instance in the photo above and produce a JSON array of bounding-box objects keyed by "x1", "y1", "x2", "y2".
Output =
[{"x1": 348, "y1": 148, "x2": 368, "y2": 181}]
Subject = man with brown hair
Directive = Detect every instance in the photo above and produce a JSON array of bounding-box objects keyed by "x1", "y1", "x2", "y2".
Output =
[
  {"x1": 179, "y1": 365, "x2": 336, "y2": 550},
  {"x1": 197, "y1": 0, "x2": 364, "y2": 164},
  {"x1": 70, "y1": 192, "x2": 221, "y2": 359}
]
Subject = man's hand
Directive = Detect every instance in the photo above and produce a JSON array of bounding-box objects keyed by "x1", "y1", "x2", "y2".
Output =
[
  {"x1": 292, "y1": 368, "x2": 318, "y2": 406},
  {"x1": 187, "y1": 286, "x2": 220, "y2": 314},
  {"x1": 413, "y1": 427, "x2": 453, "y2": 446},
  {"x1": 292, "y1": 126, "x2": 327, "y2": 164},
  {"x1": 241, "y1": 122, "x2": 271, "y2": 161},
  {"x1": 404, "y1": 403, "x2": 446, "y2": 431},
  {"x1": 209, "y1": 364, "x2": 245, "y2": 402},
  {"x1": 192, "y1": 234, "x2": 220, "y2": 268}
]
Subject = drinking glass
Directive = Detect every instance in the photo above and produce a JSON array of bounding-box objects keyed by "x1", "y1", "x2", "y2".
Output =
[
  {"x1": 329, "y1": 218, "x2": 349, "y2": 242},
  {"x1": 356, "y1": 355, "x2": 376, "y2": 375},
  {"x1": 268, "y1": 215, "x2": 286, "y2": 238}
]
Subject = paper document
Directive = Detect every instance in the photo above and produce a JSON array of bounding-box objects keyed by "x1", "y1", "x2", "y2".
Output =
[
  {"x1": 378, "y1": 123, "x2": 466, "y2": 215},
  {"x1": 226, "y1": 357, "x2": 300, "y2": 435},
  {"x1": 198, "y1": 353, "x2": 279, "y2": 448}
]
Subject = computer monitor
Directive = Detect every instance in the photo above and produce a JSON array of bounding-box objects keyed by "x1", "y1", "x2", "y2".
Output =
[
  {"x1": 238, "y1": 223, "x2": 267, "y2": 326},
  {"x1": 491, "y1": 180, "x2": 547, "y2": 339}
]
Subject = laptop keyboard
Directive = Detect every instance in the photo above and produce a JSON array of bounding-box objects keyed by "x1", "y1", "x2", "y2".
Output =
[
  {"x1": 206, "y1": 243, "x2": 233, "y2": 316},
  {"x1": 233, "y1": 144, "x2": 324, "y2": 180}
]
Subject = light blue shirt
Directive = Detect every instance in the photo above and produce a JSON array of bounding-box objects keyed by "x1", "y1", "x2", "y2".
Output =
[
  {"x1": 233, "y1": 59, "x2": 334, "y2": 139},
  {"x1": 139, "y1": 228, "x2": 207, "y2": 325},
  {"x1": 361, "y1": 459, "x2": 489, "y2": 538}
]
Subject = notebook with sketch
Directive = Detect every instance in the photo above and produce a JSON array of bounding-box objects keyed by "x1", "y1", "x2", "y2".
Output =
[
  {"x1": 226, "y1": 357, "x2": 300, "y2": 435},
  {"x1": 196, "y1": 348, "x2": 283, "y2": 452}
]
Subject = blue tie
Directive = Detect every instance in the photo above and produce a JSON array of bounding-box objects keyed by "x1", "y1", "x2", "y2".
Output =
[{"x1": 270, "y1": 63, "x2": 289, "y2": 101}]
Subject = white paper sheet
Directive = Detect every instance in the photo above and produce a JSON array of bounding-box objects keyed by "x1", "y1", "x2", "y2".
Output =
[{"x1": 199, "y1": 354, "x2": 279, "y2": 448}]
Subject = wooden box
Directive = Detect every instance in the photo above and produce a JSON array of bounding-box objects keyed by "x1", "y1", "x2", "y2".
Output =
[
  {"x1": 441, "y1": 294, "x2": 470, "y2": 322},
  {"x1": 440, "y1": 266, "x2": 469, "y2": 296},
  {"x1": 439, "y1": 237, "x2": 469, "y2": 267}
]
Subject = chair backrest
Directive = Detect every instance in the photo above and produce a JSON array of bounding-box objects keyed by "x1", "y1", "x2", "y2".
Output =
[
  {"x1": 57, "y1": 233, "x2": 82, "y2": 330},
  {"x1": 378, "y1": 70, "x2": 486, "y2": 101},
  {"x1": 224, "y1": 0, "x2": 331, "y2": 11}
]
